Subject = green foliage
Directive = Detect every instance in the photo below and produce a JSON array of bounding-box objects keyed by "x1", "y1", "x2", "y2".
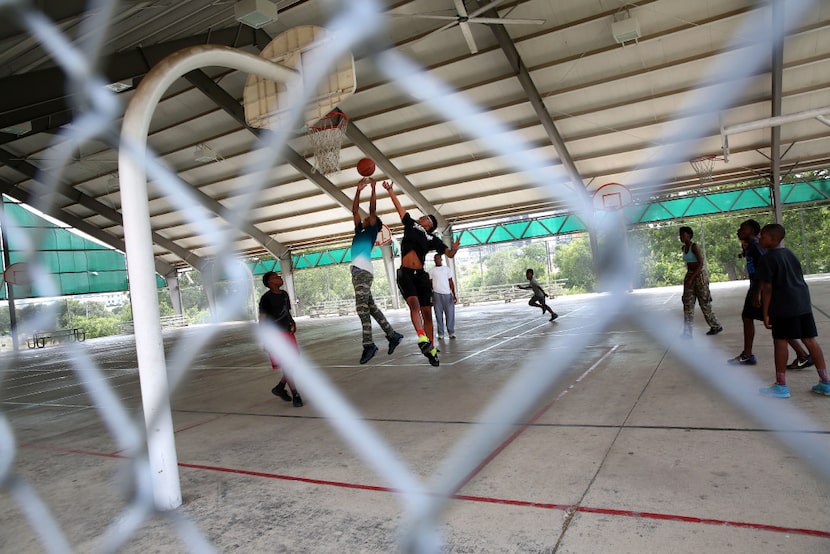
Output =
[{"x1": 552, "y1": 236, "x2": 595, "y2": 291}]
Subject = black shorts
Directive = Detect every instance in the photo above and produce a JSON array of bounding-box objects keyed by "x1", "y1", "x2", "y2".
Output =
[
  {"x1": 396, "y1": 267, "x2": 433, "y2": 307},
  {"x1": 770, "y1": 313, "x2": 818, "y2": 341},
  {"x1": 741, "y1": 289, "x2": 763, "y2": 321}
]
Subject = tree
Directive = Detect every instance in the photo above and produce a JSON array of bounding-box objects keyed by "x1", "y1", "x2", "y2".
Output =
[{"x1": 553, "y1": 235, "x2": 595, "y2": 292}]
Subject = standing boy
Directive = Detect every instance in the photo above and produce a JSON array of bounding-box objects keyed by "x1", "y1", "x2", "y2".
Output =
[
  {"x1": 727, "y1": 219, "x2": 765, "y2": 364},
  {"x1": 350, "y1": 178, "x2": 403, "y2": 364},
  {"x1": 429, "y1": 253, "x2": 457, "y2": 340},
  {"x1": 382, "y1": 180, "x2": 460, "y2": 367},
  {"x1": 756, "y1": 223, "x2": 830, "y2": 398},
  {"x1": 259, "y1": 271, "x2": 303, "y2": 407},
  {"x1": 516, "y1": 269, "x2": 558, "y2": 321}
]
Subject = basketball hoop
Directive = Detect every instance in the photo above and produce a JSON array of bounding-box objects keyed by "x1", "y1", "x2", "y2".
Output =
[
  {"x1": 3, "y1": 262, "x2": 32, "y2": 285},
  {"x1": 592, "y1": 183, "x2": 632, "y2": 212},
  {"x1": 308, "y1": 111, "x2": 348, "y2": 175},
  {"x1": 375, "y1": 224, "x2": 392, "y2": 247},
  {"x1": 690, "y1": 154, "x2": 718, "y2": 185}
]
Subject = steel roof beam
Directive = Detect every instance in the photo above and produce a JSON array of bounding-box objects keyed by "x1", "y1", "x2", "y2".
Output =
[
  {"x1": 0, "y1": 179, "x2": 175, "y2": 277},
  {"x1": 0, "y1": 26, "x2": 269, "y2": 130},
  {"x1": 0, "y1": 147, "x2": 205, "y2": 270}
]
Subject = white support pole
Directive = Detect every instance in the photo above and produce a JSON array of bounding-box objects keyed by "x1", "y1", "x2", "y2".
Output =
[
  {"x1": 722, "y1": 105, "x2": 830, "y2": 136},
  {"x1": 119, "y1": 45, "x2": 297, "y2": 510},
  {"x1": 381, "y1": 242, "x2": 399, "y2": 310}
]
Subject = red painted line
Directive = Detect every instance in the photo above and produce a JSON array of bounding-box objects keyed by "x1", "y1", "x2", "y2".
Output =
[
  {"x1": 575, "y1": 505, "x2": 830, "y2": 538},
  {"x1": 21, "y1": 444, "x2": 830, "y2": 540},
  {"x1": 179, "y1": 462, "x2": 395, "y2": 493},
  {"x1": 22, "y1": 443, "x2": 122, "y2": 459}
]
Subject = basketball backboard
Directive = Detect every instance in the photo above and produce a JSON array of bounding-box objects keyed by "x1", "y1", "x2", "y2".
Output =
[
  {"x1": 592, "y1": 182, "x2": 632, "y2": 212},
  {"x1": 242, "y1": 25, "x2": 357, "y2": 130}
]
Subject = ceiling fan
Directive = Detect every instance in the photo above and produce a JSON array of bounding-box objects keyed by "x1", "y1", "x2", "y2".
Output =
[{"x1": 401, "y1": 0, "x2": 545, "y2": 54}]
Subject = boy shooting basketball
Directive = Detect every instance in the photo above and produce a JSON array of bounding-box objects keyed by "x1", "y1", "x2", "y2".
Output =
[{"x1": 382, "y1": 181, "x2": 460, "y2": 367}]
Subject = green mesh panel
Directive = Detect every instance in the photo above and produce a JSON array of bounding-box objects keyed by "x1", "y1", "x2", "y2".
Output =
[
  {"x1": 4, "y1": 179, "x2": 830, "y2": 298},
  {"x1": 1, "y1": 202, "x2": 129, "y2": 299},
  {"x1": 523, "y1": 219, "x2": 554, "y2": 238}
]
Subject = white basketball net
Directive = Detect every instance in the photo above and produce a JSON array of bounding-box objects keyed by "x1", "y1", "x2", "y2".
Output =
[
  {"x1": 308, "y1": 112, "x2": 348, "y2": 175},
  {"x1": 690, "y1": 155, "x2": 716, "y2": 185}
]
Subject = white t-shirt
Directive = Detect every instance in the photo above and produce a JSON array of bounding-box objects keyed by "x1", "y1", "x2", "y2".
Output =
[{"x1": 429, "y1": 265, "x2": 453, "y2": 294}]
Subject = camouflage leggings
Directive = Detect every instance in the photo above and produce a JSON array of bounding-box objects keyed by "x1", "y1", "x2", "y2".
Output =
[
  {"x1": 352, "y1": 268, "x2": 393, "y2": 346},
  {"x1": 682, "y1": 271, "x2": 721, "y2": 330}
]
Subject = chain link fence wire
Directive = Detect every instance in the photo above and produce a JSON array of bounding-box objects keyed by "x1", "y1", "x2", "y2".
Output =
[{"x1": 1, "y1": 0, "x2": 828, "y2": 552}]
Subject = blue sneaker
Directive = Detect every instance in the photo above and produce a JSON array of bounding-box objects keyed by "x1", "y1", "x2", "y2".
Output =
[
  {"x1": 728, "y1": 353, "x2": 757, "y2": 365},
  {"x1": 811, "y1": 382, "x2": 830, "y2": 396},
  {"x1": 759, "y1": 383, "x2": 790, "y2": 398}
]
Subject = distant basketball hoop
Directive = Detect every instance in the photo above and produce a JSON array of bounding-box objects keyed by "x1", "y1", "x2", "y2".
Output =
[
  {"x1": 592, "y1": 182, "x2": 632, "y2": 212},
  {"x1": 375, "y1": 224, "x2": 392, "y2": 247},
  {"x1": 3, "y1": 262, "x2": 32, "y2": 286},
  {"x1": 690, "y1": 154, "x2": 719, "y2": 185},
  {"x1": 308, "y1": 111, "x2": 348, "y2": 175}
]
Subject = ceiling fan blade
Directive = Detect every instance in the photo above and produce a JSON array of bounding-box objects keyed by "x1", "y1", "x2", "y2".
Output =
[
  {"x1": 465, "y1": 16, "x2": 545, "y2": 25},
  {"x1": 407, "y1": 19, "x2": 462, "y2": 48},
  {"x1": 467, "y1": 0, "x2": 507, "y2": 19},
  {"x1": 390, "y1": 13, "x2": 463, "y2": 21},
  {"x1": 458, "y1": 20, "x2": 478, "y2": 54},
  {"x1": 453, "y1": 0, "x2": 469, "y2": 18}
]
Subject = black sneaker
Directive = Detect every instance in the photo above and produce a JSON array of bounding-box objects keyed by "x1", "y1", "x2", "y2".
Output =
[
  {"x1": 292, "y1": 392, "x2": 304, "y2": 407},
  {"x1": 360, "y1": 343, "x2": 379, "y2": 364},
  {"x1": 550, "y1": 313, "x2": 559, "y2": 322},
  {"x1": 387, "y1": 332, "x2": 404, "y2": 355},
  {"x1": 418, "y1": 339, "x2": 440, "y2": 367},
  {"x1": 706, "y1": 326, "x2": 724, "y2": 336},
  {"x1": 271, "y1": 386, "x2": 292, "y2": 402},
  {"x1": 787, "y1": 355, "x2": 813, "y2": 370}
]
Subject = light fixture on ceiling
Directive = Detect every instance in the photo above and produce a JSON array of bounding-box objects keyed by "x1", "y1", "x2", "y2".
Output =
[
  {"x1": 194, "y1": 144, "x2": 222, "y2": 163},
  {"x1": 105, "y1": 80, "x2": 133, "y2": 93},
  {"x1": 234, "y1": 0, "x2": 278, "y2": 29},
  {"x1": 1, "y1": 121, "x2": 32, "y2": 136},
  {"x1": 611, "y1": 11, "x2": 641, "y2": 45}
]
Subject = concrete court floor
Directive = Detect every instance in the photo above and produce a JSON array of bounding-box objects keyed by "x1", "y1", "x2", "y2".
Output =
[{"x1": 2, "y1": 277, "x2": 830, "y2": 553}]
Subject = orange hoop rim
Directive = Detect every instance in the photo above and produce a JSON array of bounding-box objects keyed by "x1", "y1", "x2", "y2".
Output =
[{"x1": 308, "y1": 111, "x2": 349, "y2": 132}]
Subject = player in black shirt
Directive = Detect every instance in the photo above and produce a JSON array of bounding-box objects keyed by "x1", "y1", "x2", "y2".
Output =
[
  {"x1": 259, "y1": 271, "x2": 303, "y2": 407},
  {"x1": 382, "y1": 181, "x2": 460, "y2": 367}
]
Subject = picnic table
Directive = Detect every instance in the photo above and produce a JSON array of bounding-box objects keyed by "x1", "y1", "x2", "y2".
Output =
[{"x1": 26, "y1": 328, "x2": 86, "y2": 349}]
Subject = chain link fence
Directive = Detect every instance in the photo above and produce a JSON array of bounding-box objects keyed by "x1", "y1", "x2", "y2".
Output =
[{"x1": 1, "y1": 0, "x2": 828, "y2": 552}]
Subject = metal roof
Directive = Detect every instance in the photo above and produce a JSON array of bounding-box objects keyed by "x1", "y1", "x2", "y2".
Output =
[{"x1": 0, "y1": 0, "x2": 828, "y2": 272}]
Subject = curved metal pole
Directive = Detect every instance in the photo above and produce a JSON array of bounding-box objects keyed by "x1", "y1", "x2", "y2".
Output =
[{"x1": 119, "y1": 45, "x2": 296, "y2": 510}]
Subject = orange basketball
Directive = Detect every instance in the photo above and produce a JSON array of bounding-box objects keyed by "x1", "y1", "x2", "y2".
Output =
[{"x1": 356, "y1": 157, "x2": 375, "y2": 177}]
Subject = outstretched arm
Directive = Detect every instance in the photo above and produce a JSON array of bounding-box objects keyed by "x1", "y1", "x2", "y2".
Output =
[
  {"x1": 369, "y1": 180, "x2": 377, "y2": 218},
  {"x1": 443, "y1": 236, "x2": 462, "y2": 258},
  {"x1": 352, "y1": 179, "x2": 367, "y2": 226},
  {"x1": 382, "y1": 180, "x2": 405, "y2": 219}
]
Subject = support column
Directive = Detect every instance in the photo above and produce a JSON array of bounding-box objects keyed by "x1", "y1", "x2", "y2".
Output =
[
  {"x1": 118, "y1": 44, "x2": 297, "y2": 510},
  {"x1": 164, "y1": 271, "x2": 184, "y2": 317},
  {"x1": 279, "y1": 255, "x2": 299, "y2": 315},
  {"x1": 381, "y1": 242, "x2": 399, "y2": 310}
]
